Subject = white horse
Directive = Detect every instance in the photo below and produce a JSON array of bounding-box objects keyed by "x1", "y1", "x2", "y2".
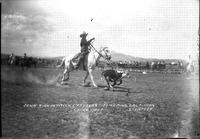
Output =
[{"x1": 57, "y1": 46, "x2": 111, "y2": 87}]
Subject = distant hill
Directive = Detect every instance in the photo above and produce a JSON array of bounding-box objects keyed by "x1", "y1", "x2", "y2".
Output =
[
  {"x1": 110, "y1": 51, "x2": 184, "y2": 63},
  {"x1": 1, "y1": 52, "x2": 185, "y2": 63},
  {"x1": 110, "y1": 51, "x2": 147, "y2": 62}
]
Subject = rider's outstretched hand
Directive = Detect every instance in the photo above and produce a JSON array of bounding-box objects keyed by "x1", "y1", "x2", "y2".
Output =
[{"x1": 89, "y1": 38, "x2": 95, "y2": 44}]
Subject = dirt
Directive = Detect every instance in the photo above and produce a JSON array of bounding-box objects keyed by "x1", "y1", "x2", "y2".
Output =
[{"x1": 1, "y1": 65, "x2": 199, "y2": 139}]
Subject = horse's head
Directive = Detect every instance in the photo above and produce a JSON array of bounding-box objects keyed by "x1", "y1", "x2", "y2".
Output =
[{"x1": 100, "y1": 47, "x2": 111, "y2": 60}]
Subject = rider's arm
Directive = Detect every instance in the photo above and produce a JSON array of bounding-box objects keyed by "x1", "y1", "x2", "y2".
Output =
[
  {"x1": 88, "y1": 38, "x2": 95, "y2": 43},
  {"x1": 81, "y1": 38, "x2": 89, "y2": 46}
]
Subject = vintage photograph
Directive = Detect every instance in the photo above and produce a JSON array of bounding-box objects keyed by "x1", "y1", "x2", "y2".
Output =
[{"x1": 1, "y1": 0, "x2": 199, "y2": 138}]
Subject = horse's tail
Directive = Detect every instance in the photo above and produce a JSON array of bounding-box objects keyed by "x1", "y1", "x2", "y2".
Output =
[{"x1": 57, "y1": 57, "x2": 65, "y2": 68}]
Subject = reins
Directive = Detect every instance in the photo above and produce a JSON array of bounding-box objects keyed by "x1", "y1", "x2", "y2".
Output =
[{"x1": 89, "y1": 44, "x2": 110, "y2": 62}]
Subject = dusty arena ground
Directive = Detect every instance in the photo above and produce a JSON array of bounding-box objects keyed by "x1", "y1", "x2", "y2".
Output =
[{"x1": 1, "y1": 65, "x2": 199, "y2": 139}]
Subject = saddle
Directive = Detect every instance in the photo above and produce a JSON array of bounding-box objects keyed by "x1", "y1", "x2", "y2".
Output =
[{"x1": 71, "y1": 52, "x2": 89, "y2": 70}]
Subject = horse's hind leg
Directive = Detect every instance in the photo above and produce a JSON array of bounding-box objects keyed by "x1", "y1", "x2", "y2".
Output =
[
  {"x1": 83, "y1": 71, "x2": 89, "y2": 86},
  {"x1": 61, "y1": 69, "x2": 69, "y2": 82}
]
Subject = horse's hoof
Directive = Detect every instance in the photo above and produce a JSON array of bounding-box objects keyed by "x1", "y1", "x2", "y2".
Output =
[
  {"x1": 93, "y1": 84, "x2": 98, "y2": 88},
  {"x1": 82, "y1": 82, "x2": 90, "y2": 87},
  {"x1": 82, "y1": 84, "x2": 88, "y2": 87},
  {"x1": 61, "y1": 81, "x2": 67, "y2": 85}
]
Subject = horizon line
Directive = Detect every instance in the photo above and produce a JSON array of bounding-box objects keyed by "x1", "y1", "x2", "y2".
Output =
[{"x1": 1, "y1": 52, "x2": 186, "y2": 61}]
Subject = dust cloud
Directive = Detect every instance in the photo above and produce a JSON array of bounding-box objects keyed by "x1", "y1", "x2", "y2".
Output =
[{"x1": 1, "y1": 67, "x2": 62, "y2": 85}]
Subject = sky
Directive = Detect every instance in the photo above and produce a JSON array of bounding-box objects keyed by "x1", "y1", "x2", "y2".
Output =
[{"x1": 1, "y1": 0, "x2": 199, "y2": 60}]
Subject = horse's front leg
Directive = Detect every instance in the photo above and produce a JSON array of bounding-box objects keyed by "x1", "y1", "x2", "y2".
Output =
[
  {"x1": 88, "y1": 68, "x2": 98, "y2": 87},
  {"x1": 66, "y1": 69, "x2": 70, "y2": 80}
]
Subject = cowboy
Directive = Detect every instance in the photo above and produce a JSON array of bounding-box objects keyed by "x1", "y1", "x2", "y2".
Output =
[{"x1": 75, "y1": 31, "x2": 95, "y2": 69}]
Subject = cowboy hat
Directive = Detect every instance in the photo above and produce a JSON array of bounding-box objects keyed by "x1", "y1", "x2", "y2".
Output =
[{"x1": 80, "y1": 31, "x2": 88, "y2": 37}]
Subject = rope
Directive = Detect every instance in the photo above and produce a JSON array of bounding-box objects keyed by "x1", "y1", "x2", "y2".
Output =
[{"x1": 89, "y1": 44, "x2": 103, "y2": 57}]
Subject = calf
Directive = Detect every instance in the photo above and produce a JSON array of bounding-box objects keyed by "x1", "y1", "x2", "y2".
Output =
[{"x1": 101, "y1": 69, "x2": 130, "y2": 90}]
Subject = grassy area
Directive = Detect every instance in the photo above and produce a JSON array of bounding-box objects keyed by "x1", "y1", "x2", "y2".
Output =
[{"x1": 1, "y1": 65, "x2": 199, "y2": 138}]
